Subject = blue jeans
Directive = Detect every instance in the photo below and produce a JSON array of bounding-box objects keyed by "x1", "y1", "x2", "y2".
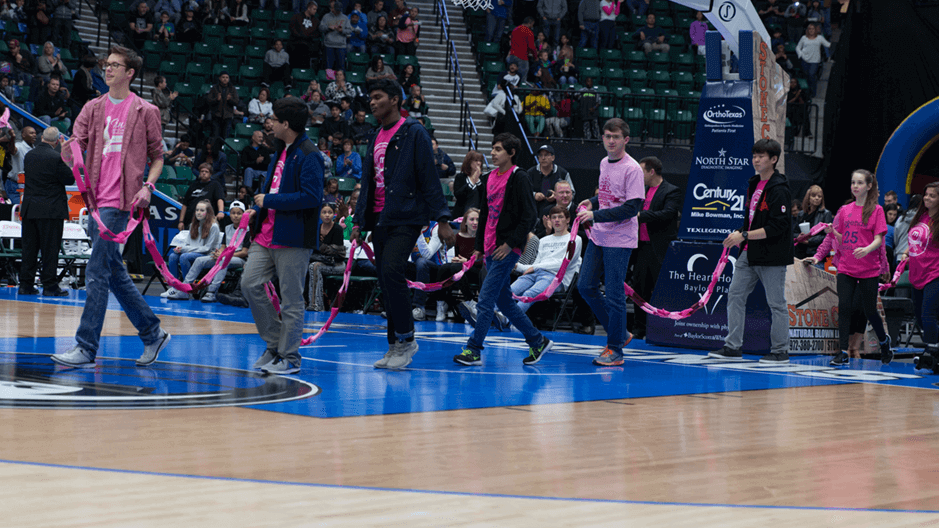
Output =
[
  {"x1": 326, "y1": 47, "x2": 347, "y2": 71},
  {"x1": 244, "y1": 167, "x2": 266, "y2": 190},
  {"x1": 467, "y1": 253, "x2": 544, "y2": 353},
  {"x1": 579, "y1": 21, "x2": 599, "y2": 48},
  {"x1": 505, "y1": 54, "x2": 530, "y2": 85},
  {"x1": 412, "y1": 256, "x2": 439, "y2": 309},
  {"x1": 541, "y1": 18, "x2": 560, "y2": 45},
  {"x1": 76, "y1": 208, "x2": 162, "y2": 356},
  {"x1": 627, "y1": 0, "x2": 648, "y2": 16},
  {"x1": 486, "y1": 13, "x2": 507, "y2": 42},
  {"x1": 510, "y1": 268, "x2": 559, "y2": 313},
  {"x1": 3, "y1": 178, "x2": 19, "y2": 204},
  {"x1": 913, "y1": 278, "x2": 939, "y2": 345},
  {"x1": 184, "y1": 255, "x2": 245, "y2": 293},
  {"x1": 803, "y1": 60, "x2": 821, "y2": 97},
  {"x1": 577, "y1": 241, "x2": 630, "y2": 352},
  {"x1": 168, "y1": 251, "x2": 202, "y2": 279}
]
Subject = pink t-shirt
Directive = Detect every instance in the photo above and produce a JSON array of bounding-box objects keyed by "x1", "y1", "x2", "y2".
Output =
[
  {"x1": 371, "y1": 117, "x2": 406, "y2": 214},
  {"x1": 908, "y1": 220, "x2": 939, "y2": 289},
  {"x1": 96, "y1": 94, "x2": 135, "y2": 209},
  {"x1": 484, "y1": 165, "x2": 520, "y2": 257},
  {"x1": 255, "y1": 148, "x2": 289, "y2": 249},
  {"x1": 744, "y1": 179, "x2": 769, "y2": 251},
  {"x1": 589, "y1": 154, "x2": 645, "y2": 248},
  {"x1": 834, "y1": 203, "x2": 887, "y2": 279},
  {"x1": 639, "y1": 184, "x2": 659, "y2": 242}
]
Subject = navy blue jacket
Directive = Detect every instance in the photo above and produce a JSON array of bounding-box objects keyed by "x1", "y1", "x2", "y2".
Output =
[
  {"x1": 252, "y1": 134, "x2": 325, "y2": 249},
  {"x1": 354, "y1": 118, "x2": 451, "y2": 231}
]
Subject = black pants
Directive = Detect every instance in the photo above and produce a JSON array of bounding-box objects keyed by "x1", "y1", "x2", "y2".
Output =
[
  {"x1": 262, "y1": 63, "x2": 291, "y2": 85},
  {"x1": 630, "y1": 241, "x2": 660, "y2": 335},
  {"x1": 373, "y1": 224, "x2": 422, "y2": 344},
  {"x1": 837, "y1": 273, "x2": 887, "y2": 350},
  {"x1": 20, "y1": 217, "x2": 63, "y2": 289}
]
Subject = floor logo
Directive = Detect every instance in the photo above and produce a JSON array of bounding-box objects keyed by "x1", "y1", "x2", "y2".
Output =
[{"x1": 0, "y1": 353, "x2": 319, "y2": 409}]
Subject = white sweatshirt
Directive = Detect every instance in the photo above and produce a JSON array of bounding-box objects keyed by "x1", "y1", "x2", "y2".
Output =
[
  {"x1": 178, "y1": 222, "x2": 222, "y2": 254},
  {"x1": 516, "y1": 232, "x2": 582, "y2": 288}
]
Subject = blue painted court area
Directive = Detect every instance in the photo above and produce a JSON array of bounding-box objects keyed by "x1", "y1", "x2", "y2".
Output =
[{"x1": 0, "y1": 289, "x2": 935, "y2": 418}]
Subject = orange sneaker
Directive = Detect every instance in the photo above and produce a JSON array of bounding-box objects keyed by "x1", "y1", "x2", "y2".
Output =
[{"x1": 592, "y1": 347, "x2": 624, "y2": 366}]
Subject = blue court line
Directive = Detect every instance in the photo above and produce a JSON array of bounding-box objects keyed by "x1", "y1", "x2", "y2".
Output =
[{"x1": 2, "y1": 458, "x2": 937, "y2": 515}]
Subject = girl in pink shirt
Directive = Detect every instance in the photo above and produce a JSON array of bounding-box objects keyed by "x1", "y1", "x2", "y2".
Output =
[
  {"x1": 825, "y1": 170, "x2": 892, "y2": 366},
  {"x1": 904, "y1": 182, "x2": 939, "y2": 372}
]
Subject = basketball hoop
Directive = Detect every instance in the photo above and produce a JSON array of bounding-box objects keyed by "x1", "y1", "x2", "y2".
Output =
[{"x1": 451, "y1": 0, "x2": 493, "y2": 11}]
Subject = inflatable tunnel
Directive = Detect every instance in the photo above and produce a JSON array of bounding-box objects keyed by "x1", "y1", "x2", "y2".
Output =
[{"x1": 876, "y1": 96, "x2": 939, "y2": 207}]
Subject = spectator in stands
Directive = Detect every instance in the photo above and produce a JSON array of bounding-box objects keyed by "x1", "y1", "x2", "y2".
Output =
[
  {"x1": 241, "y1": 130, "x2": 274, "y2": 190},
  {"x1": 316, "y1": 136, "x2": 333, "y2": 173},
  {"x1": 165, "y1": 134, "x2": 194, "y2": 167},
  {"x1": 36, "y1": 41, "x2": 66, "y2": 81},
  {"x1": 537, "y1": 0, "x2": 566, "y2": 45},
  {"x1": 510, "y1": 206, "x2": 582, "y2": 314},
  {"x1": 306, "y1": 202, "x2": 346, "y2": 311},
  {"x1": 339, "y1": 96, "x2": 353, "y2": 121},
  {"x1": 336, "y1": 138, "x2": 362, "y2": 181},
  {"x1": 495, "y1": 62, "x2": 521, "y2": 94},
  {"x1": 6, "y1": 39, "x2": 35, "y2": 85},
  {"x1": 9, "y1": 125, "x2": 35, "y2": 182},
  {"x1": 176, "y1": 7, "x2": 200, "y2": 44},
  {"x1": 523, "y1": 87, "x2": 550, "y2": 137},
  {"x1": 323, "y1": 102, "x2": 352, "y2": 143},
  {"x1": 485, "y1": 0, "x2": 512, "y2": 43},
  {"x1": 792, "y1": 185, "x2": 831, "y2": 260},
  {"x1": 152, "y1": 0, "x2": 179, "y2": 23},
  {"x1": 431, "y1": 137, "x2": 454, "y2": 180},
  {"x1": 207, "y1": 70, "x2": 240, "y2": 139},
  {"x1": 172, "y1": 201, "x2": 251, "y2": 303},
  {"x1": 34, "y1": 74, "x2": 70, "y2": 127},
  {"x1": 261, "y1": 116, "x2": 276, "y2": 146},
  {"x1": 70, "y1": 55, "x2": 99, "y2": 113},
  {"x1": 397, "y1": 63, "x2": 420, "y2": 94},
  {"x1": 324, "y1": 69, "x2": 358, "y2": 103},
  {"x1": 453, "y1": 150, "x2": 485, "y2": 217},
  {"x1": 348, "y1": 10, "x2": 367, "y2": 53},
  {"x1": 775, "y1": 43, "x2": 794, "y2": 73},
  {"x1": 323, "y1": 176, "x2": 341, "y2": 204},
  {"x1": 598, "y1": 0, "x2": 621, "y2": 50},
  {"x1": 27, "y1": 0, "x2": 52, "y2": 46},
  {"x1": 153, "y1": 11, "x2": 175, "y2": 44},
  {"x1": 201, "y1": 0, "x2": 222, "y2": 25},
  {"x1": 395, "y1": 6, "x2": 420, "y2": 57},
  {"x1": 795, "y1": 23, "x2": 830, "y2": 98},
  {"x1": 635, "y1": 13, "x2": 669, "y2": 56},
  {"x1": 535, "y1": 179, "x2": 578, "y2": 238},
  {"x1": 1, "y1": 0, "x2": 26, "y2": 24},
  {"x1": 404, "y1": 84, "x2": 427, "y2": 118},
  {"x1": 484, "y1": 78, "x2": 522, "y2": 135},
  {"x1": 236, "y1": 184, "x2": 253, "y2": 203},
  {"x1": 365, "y1": 56, "x2": 396, "y2": 89},
  {"x1": 528, "y1": 144, "x2": 574, "y2": 206},
  {"x1": 306, "y1": 89, "x2": 329, "y2": 125},
  {"x1": 553, "y1": 35, "x2": 577, "y2": 84},
  {"x1": 507, "y1": 17, "x2": 536, "y2": 85},
  {"x1": 787, "y1": 77, "x2": 808, "y2": 137},
  {"x1": 758, "y1": 0, "x2": 784, "y2": 26},
  {"x1": 884, "y1": 190, "x2": 903, "y2": 214},
  {"x1": 262, "y1": 39, "x2": 291, "y2": 88},
  {"x1": 51, "y1": 0, "x2": 75, "y2": 47},
  {"x1": 0, "y1": 124, "x2": 15, "y2": 203},
  {"x1": 0, "y1": 74, "x2": 15, "y2": 101},
  {"x1": 179, "y1": 163, "x2": 226, "y2": 229},
  {"x1": 129, "y1": 1, "x2": 154, "y2": 51},
  {"x1": 783, "y1": 0, "x2": 807, "y2": 43},
  {"x1": 389, "y1": 0, "x2": 407, "y2": 25},
  {"x1": 152, "y1": 75, "x2": 178, "y2": 127},
  {"x1": 690, "y1": 10, "x2": 707, "y2": 55},
  {"x1": 367, "y1": 0, "x2": 387, "y2": 27},
  {"x1": 350, "y1": 109, "x2": 372, "y2": 145},
  {"x1": 248, "y1": 87, "x2": 274, "y2": 124},
  {"x1": 321, "y1": 0, "x2": 351, "y2": 71},
  {"x1": 533, "y1": 49, "x2": 557, "y2": 88},
  {"x1": 193, "y1": 137, "x2": 229, "y2": 184},
  {"x1": 225, "y1": 0, "x2": 250, "y2": 26},
  {"x1": 290, "y1": 2, "x2": 320, "y2": 70},
  {"x1": 164, "y1": 199, "x2": 222, "y2": 290},
  {"x1": 577, "y1": 0, "x2": 600, "y2": 49},
  {"x1": 368, "y1": 14, "x2": 395, "y2": 55},
  {"x1": 579, "y1": 77, "x2": 599, "y2": 139},
  {"x1": 545, "y1": 89, "x2": 572, "y2": 137},
  {"x1": 534, "y1": 30, "x2": 550, "y2": 56}
]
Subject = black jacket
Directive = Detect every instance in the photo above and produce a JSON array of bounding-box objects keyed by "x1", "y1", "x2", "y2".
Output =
[
  {"x1": 240, "y1": 143, "x2": 274, "y2": 172},
  {"x1": 355, "y1": 118, "x2": 450, "y2": 230},
  {"x1": 793, "y1": 206, "x2": 832, "y2": 259},
  {"x1": 474, "y1": 166, "x2": 537, "y2": 254},
  {"x1": 740, "y1": 170, "x2": 793, "y2": 266},
  {"x1": 638, "y1": 179, "x2": 682, "y2": 262},
  {"x1": 453, "y1": 170, "x2": 485, "y2": 218},
  {"x1": 21, "y1": 143, "x2": 74, "y2": 219}
]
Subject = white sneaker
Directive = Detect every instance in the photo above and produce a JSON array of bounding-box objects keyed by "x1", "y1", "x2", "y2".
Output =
[
  {"x1": 160, "y1": 287, "x2": 177, "y2": 298},
  {"x1": 436, "y1": 301, "x2": 447, "y2": 322},
  {"x1": 412, "y1": 307, "x2": 426, "y2": 321},
  {"x1": 167, "y1": 288, "x2": 190, "y2": 300}
]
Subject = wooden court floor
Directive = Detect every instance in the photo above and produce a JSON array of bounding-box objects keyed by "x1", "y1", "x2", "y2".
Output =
[{"x1": 1, "y1": 297, "x2": 939, "y2": 527}]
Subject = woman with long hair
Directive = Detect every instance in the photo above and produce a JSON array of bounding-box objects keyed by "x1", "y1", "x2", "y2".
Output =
[
  {"x1": 809, "y1": 170, "x2": 891, "y2": 366},
  {"x1": 793, "y1": 184, "x2": 832, "y2": 259},
  {"x1": 164, "y1": 200, "x2": 222, "y2": 299},
  {"x1": 435, "y1": 208, "x2": 483, "y2": 321},
  {"x1": 904, "y1": 182, "x2": 939, "y2": 372},
  {"x1": 306, "y1": 203, "x2": 347, "y2": 312},
  {"x1": 452, "y1": 150, "x2": 485, "y2": 217}
]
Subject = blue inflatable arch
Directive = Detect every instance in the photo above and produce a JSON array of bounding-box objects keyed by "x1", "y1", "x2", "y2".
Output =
[{"x1": 876, "y1": 96, "x2": 939, "y2": 208}]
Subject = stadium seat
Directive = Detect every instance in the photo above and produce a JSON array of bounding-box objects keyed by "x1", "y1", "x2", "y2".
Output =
[
  {"x1": 575, "y1": 47, "x2": 598, "y2": 67},
  {"x1": 649, "y1": 52, "x2": 670, "y2": 71},
  {"x1": 650, "y1": 70, "x2": 671, "y2": 90},
  {"x1": 659, "y1": 88, "x2": 679, "y2": 115},
  {"x1": 238, "y1": 65, "x2": 262, "y2": 84},
  {"x1": 165, "y1": 42, "x2": 191, "y2": 62},
  {"x1": 672, "y1": 52, "x2": 694, "y2": 72},
  {"x1": 648, "y1": 108, "x2": 666, "y2": 138},
  {"x1": 635, "y1": 87, "x2": 656, "y2": 116},
  {"x1": 672, "y1": 71, "x2": 693, "y2": 92},
  {"x1": 234, "y1": 123, "x2": 261, "y2": 139},
  {"x1": 249, "y1": 27, "x2": 269, "y2": 46},
  {"x1": 599, "y1": 48, "x2": 622, "y2": 67},
  {"x1": 625, "y1": 107, "x2": 643, "y2": 137},
  {"x1": 626, "y1": 68, "x2": 648, "y2": 91},
  {"x1": 193, "y1": 42, "x2": 215, "y2": 61},
  {"x1": 673, "y1": 109, "x2": 695, "y2": 141}
]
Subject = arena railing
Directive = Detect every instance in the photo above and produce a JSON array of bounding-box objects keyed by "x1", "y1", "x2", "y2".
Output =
[{"x1": 434, "y1": 0, "x2": 483, "y2": 153}]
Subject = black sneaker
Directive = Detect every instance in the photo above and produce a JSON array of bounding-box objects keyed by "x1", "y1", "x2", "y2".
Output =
[
  {"x1": 879, "y1": 336, "x2": 893, "y2": 365},
  {"x1": 42, "y1": 286, "x2": 69, "y2": 297},
  {"x1": 829, "y1": 351, "x2": 849, "y2": 367},
  {"x1": 523, "y1": 336, "x2": 553, "y2": 366},
  {"x1": 707, "y1": 346, "x2": 742, "y2": 359},
  {"x1": 453, "y1": 347, "x2": 481, "y2": 366},
  {"x1": 759, "y1": 352, "x2": 790, "y2": 364}
]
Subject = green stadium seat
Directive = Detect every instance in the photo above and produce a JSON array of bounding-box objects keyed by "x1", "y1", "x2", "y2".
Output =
[
  {"x1": 246, "y1": 45, "x2": 266, "y2": 60},
  {"x1": 599, "y1": 48, "x2": 622, "y2": 67},
  {"x1": 238, "y1": 65, "x2": 262, "y2": 84},
  {"x1": 581, "y1": 66, "x2": 600, "y2": 82},
  {"x1": 635, "y1": 87, "x2": 656, "y2": 116},
  {"x1": 186, "y1": 61, "x2": 210, "y2": 83},
  {"x1": 601, "y1": 66, "x2": 625, "y2": 85},
  {"x1": 175, "y1": 184, "x2": 189, "y2": 198},
  {"x1": 611, "y1": 86, "x2": 632, "y2": 113},
  {"x1": 274, "y1": 10, "x2": 293, "y2": 24},
  {"x1": 659, "y1": 88, "x2": 679, "y2": 115},
  {"x1": 396, "y1": 54, "x2": 419, "y2": 71},
  {"x1": 234, "y1": 122, "x2": 261, "y2": 139},
  {"x1": 157, "y1": 183, "x2": 179, "y2": 199},
  {"x1": 305, "y1": 127, "x2": 321, "y2": 141},
  {"x1": 625, "y1": 107, "x2": 643, "y2": 137},
  {"x1": 348, "y1": 52, "x2": 369, "y2": 67},
  {"x1": 477, "y1": 41, "x2": 500, "y2": 60},
  {"x1": 293, "y1": 68, "x2": 316, "y2": 84},
  {"x1": 337, "y1": 177, "x2": 357, "y2": 194},
  {"x1": 648, "y1": 108, "x2": 666, "y2": 138},
  {"x1": 226, "y1": 25, "x2": 249, "y2": 46},
  {"x1": 249, "y1": 26, "x2": 269, "y2": 46},
  {"x1": 192, "y1": 42, "x2": 215, "y2": 61},
  {"x1": 681, "y1": 89, "x2": 701, "y2": 117},
  {"x1": 575, "y1": 47, "x2": 598, "y2": 67},
  {"x1": 657, "y1": 16, "x2": 675, "y2": 31},
  {"x1": 650, "y1": 70, "x2": 671, "y2": 90},
  {"x1": 174, "y1": 166, "x2": 194, "y2": 182},
  {"x1": 254, "y1": 9, "x2": 273, "y2": 23},
  {"x1": 694, "y1": 71, "x2": 707, "y2": 90},
  {"x1": 219, "y1": 44, "x2": 240, "y2": 58},
  {"x1": 649, "y1": 51, "x2": 670, "y2": 71},
  {"x1": 694, "y1": 53, "x2": 706, "y2": 73},
  {"x1": 672, "y1": 109, "x2": 695, "y2": 141},
  {"x1": 165, "y1": 41, "x2": 191, "y2": 62},
  {"x1": 203, "y1": 24, "x2": 224, "y2": 39},
  {"x1": 672, "y1": 71, "x2": 693, "y2": 92},
  {"x1": 672, "y1": 52, "x2": 694, "y2": 72}
]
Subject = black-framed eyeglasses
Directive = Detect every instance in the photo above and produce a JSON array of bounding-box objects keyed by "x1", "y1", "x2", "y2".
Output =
[{"x1": 104, "y1": 62, "x2": 127, "y2": 70}]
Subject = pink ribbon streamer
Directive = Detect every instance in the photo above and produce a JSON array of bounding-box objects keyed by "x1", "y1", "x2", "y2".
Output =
[
  {"x1": 296, "y1": 239, "x2": 366, "y2": 346},
  {"x1": 793, "y1": 222, "x2": 831, "y2": 246},
  {"x1": 879, "y1": 258, "x2": 908, "y2": 292},
  {"x1": 406, "y1": 254, "x2": 478, "y2": 291},
  {"x1": 511, "y1": 214, "x2": 584, "y2": 303},
  {"x1": 624, "y1": 247, "x2": 732, "y2": 321}
]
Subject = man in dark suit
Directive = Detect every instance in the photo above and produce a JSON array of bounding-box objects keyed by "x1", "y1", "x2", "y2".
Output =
[
  {"x1": 629, "y1": 156, "x2": 681, "y2": 339},
  {"x1": 18, "y1": 127, "x2": 74, "y2": 296}
]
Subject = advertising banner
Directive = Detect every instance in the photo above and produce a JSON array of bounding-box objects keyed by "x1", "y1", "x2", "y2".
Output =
[
  {"x1": 147, "y1": 191, "x2": 183, "y2": 258},
  {"x1": 677, "y1": 82, "x2": 755, "y2": 241},
  {"x1": 749, "y1": 31, "x2": 790, "y2": 175}
]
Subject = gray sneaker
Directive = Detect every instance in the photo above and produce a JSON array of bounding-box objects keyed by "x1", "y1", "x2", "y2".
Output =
[
  {"x1": 51, "y1": 346, "x2": 96, "y2": 368},
  {"x1": 261, "y1": 358, "x2": 301, "y2": 375},
  {"x1": 383, "y1": 340, "x2": 418, "y2": 369},
  {"x1": 253, "y1": 349, "x2": 278, "y2": 369},
  {"x1": 493, "y1": 310, "x2": 510, "y2": 331},
  {"x1": 458, "y1": 301, "x2": 478, "y2": 327},
  {"x1": 200, "y1": 292, "x2": 217, "y2": 303},
  {"x1": 167, "y1": 288, "x2": 190, "y2": 300},
  {"x1": 136, "y1": 330, "x2": 171, "y2": 366},
  {"x1": 373, "y1": 342, "x2": 399, "y2": 368},
  {"x1": 412, "y1": 307, "x2": 426, "y2": 321}
]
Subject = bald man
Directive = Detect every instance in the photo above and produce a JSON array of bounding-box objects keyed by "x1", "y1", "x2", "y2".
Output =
[
  {"x1": 10, "y1": 125, "x2": 37, "y2": 179},
  {"x1": 19, "y1": 127, "x2": 74, "y2": 296}
]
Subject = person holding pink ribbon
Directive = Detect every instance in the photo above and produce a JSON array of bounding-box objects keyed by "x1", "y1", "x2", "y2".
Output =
[
  {"x1": 708, "y1": 139, "x2": 793, "y2": 365},
  {"x1": 52, "y1": 45, "x2": 171, "y2": 369},
  {"x1": 905, "y1": 182, "x2": 939, "y2": 373}
]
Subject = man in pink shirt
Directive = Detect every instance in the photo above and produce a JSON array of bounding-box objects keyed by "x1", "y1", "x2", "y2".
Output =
[{"x1": 52, "y1": 45, "x2": 170, "y2": 369}]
